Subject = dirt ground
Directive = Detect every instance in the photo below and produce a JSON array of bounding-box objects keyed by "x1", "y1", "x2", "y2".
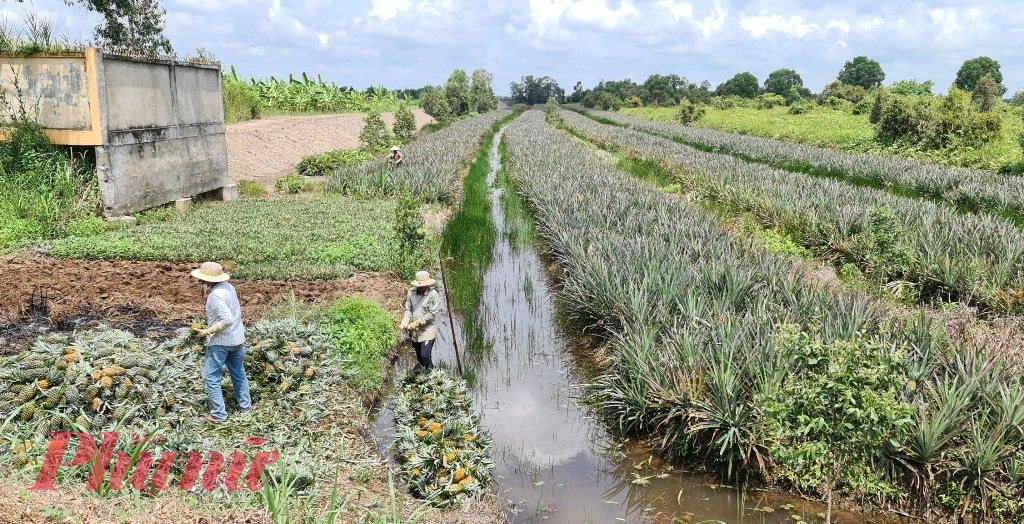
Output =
[
  {"x1": 226, "y1": 110, "x2": 433, "y2": 185},
  {"x1": 0, "y1": 254, "x2": 409, "y2": 351}
]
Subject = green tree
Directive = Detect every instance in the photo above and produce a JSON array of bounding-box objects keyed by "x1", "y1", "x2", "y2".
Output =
[
  {"x1": 764, "y1": 68, "x2": 803, "y2": 98},
  {"x1": 469, "y1": 68, "x2": 497, "y2": 114},
  {"x1": 392, "y1": 104, "x2": 416, "y2": 140},
  {"x1": 358, "y1": 110, "x2": 392, "y2": 155},
  {"x1": 90, "y1": 0, "x2": 172, "y2": 55},
  {"x1": 889, "y1": 79, "x2": 935, "y2": 96},
  {"x1": 837, "y1": 56, "x2": 885, "y2": 89},
  {"x1": 444, "y1": 69, "x2": 470, "y2": 117},
  {"x1": 972, "y1": 74, "x2": 1005, "y2": 111},
  {"x1": 955, "y1": 56, "x2": 1003, "y2": 91},
  {"x1": 420, "y1": 86, "x2": 452, "y2": 124},
  {"x1": 675, "y1": 99, "x2": 705, "y2": 125},
  {"x1": 716, "y1": 72, "x2": 759, "y2": 98},
  {"x1": 597, "y1": 92, "x2": 623, "y2": 111}
]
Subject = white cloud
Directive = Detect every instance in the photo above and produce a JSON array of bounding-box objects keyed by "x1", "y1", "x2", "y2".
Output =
[
  {"x1": 695, "y1": 1, "x2": 728, "y2": 37},
  {"x1": 369, "y1": 0, "x2": 411, "y2": 21},
  {"x1": 529, "y1": 0, "x2": 571, "y2": 30},
  {"x1": 656, "y1": 0, "x2": 692, "y2": 22},
  {"x1": 566, "y1": 0, "x2": 639, "y2": 28},
  {"x1": 826, "y1": 20, "x2": 849, "y2": 34},
  {"x1": 417, "y1": 0, "x2": 456, "y2": 17},
  {"x1": 740, "y1": 13, "x2": 819, "y2": 38},
  {"x1": 929, "y1": 7, "x2": 960, "y2": 41},
  {"x1": 857, "y1": 17, "x2": 883, "y2": 31},
  {"x1": 317, "y1": 33, "x2": 329, "y2": 48}
]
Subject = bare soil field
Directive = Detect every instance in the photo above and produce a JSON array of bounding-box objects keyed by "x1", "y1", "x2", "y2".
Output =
[
  {"x1": 0, "y1": 254, "x2": 409, "y2": 352},
  {"x1": 226, "y1": 110, "x2": 433, "y2": 185}
]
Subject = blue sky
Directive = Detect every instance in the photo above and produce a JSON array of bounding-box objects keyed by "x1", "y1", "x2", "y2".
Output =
[{"x1": 11, "y1": 0, "x2": 1024, "y2": 95}]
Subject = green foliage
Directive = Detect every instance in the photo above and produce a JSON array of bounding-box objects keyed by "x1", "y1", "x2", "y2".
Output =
[
  {"x1": 0, "y1": 118, "x2": 99, "y2": 250},
  {"x1": 222, "y1": 71, "x2": 261, "y2": 124},
  {"x1": 972, "y1": 74, "x2": 1004, "y2": 112},
  {"x1": 716, "y1": 71, "x2": 759, "y2": 98},
  {"x1": 393, "y1": 105, "x2": 417, "y2": 140},
  {"x1": 623, "y1": 95, "x2": 643, "y2": 108},
  {"x1": 444, "y1": 69, "x2": 471, "y2": 117},
  {"x1": 955, "y1": 56, "x2": 1003, "y2": 91},
  {"x1": 755, "y1": 93, "x2": 786, "y2": 110},
  {"x1": 296, "y1": 149, "x2": 372, "y2": 177},
  {"x1": 837, "y1": 55, "x2": 886, "y2": 89},
  {"x1": 874, "y1": 87, "x2": 1003, "y2": 150},
  {"x1": 544, "y1": 98, "x2": 563, "y2": 126},
  {"x1": 237, "y1": 180, "x2": 267, "y2": 198},
  {"x1": 598, "y1": 92, "x2": 623, "y2": 111},
  {"x1": 91, "y1": 0, "x2": 173, "y2": 56},
  {"x1": 890, "y1": 79, "x2": 935, "y2": 97},
  {"x1": 274, "y1": 174, "x2": 314, "y2": 194},
  {"x1": 393, "y1": 192, "x2": 428, "y2": 278},
  {"x1": 469, "y1": 69, "x2": 497, "y2": 114},
  {"x1": 787, "y1": 100, "x2": 812, "y2": 115},
  {"x1": 323, "y1": 296, "x2": 396, "y2": 392},
  {"x1": 764, "y1": 68, "x2": 803, "y2": 98},
  {"x1": 359, "y1": 110, "x2": 393, "y2": 155},
  {"x1": 509, "y1": 74, "x2": 564, "y2": 104},
  {"x1": 420, "y1": 86, "x2": 453, "y2": 124},
  {"x1": 43, "y1": 198, "x2": 401, "y2": 279},
  {"x1": 762, "y1": 326, "x2": 914, "y2": 498},
  {"x1": 675, "y1": 99, "x2": 706, "y2": 125}
]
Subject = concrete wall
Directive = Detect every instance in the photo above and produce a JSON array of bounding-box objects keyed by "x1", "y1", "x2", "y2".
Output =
[
  {"x1": 95, "y1": 53, "x2": 228, "y2": 216},
  {"x1": 0, "y1": 53, "x2": 102, "y2": 145},
  {"x1": 1, "y1": 50, "x2": 229, "y2": 216}
]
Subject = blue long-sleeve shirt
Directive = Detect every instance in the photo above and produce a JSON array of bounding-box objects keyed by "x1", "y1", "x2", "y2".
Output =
[{"x1": 205, "y1": 282, "x2": 245, "y2": 347}]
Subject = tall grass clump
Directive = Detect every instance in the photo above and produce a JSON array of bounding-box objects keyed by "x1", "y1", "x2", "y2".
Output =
[
  {"x1": 502, "y1": 110, "x2": 1024, "y2": 521},
  {"x1": 559, "y1": 109, "x2": 1024, "y2": 315},
  {"x1": 0, "y1": 117, "x2": 100, "y2": 250},
  {"x1": 326, "y1": 110, "x2": 511, "y2": 203}
]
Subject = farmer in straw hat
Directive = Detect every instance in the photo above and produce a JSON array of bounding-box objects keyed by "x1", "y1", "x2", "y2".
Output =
[
  {"x1": 190, "y1": 261, "x2": 255, "y2": 423},
  {"x1": 389, "y1": 145, "x2": 403, "y2": 168},
  {"x1": 400, "y1": 270, "x2": 440, "y2": 371}
]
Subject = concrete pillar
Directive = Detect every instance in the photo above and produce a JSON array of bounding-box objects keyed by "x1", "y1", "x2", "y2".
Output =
[
  {"x1": 174, "y1": 197, "x2": 192, "y2": 213},
  {"x1": 219, "y1": 184, "x2": 239, "y2": 202}
]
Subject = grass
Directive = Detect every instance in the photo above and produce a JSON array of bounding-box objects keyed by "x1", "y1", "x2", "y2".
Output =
[
  {"x1": 40, "y1": 197, "x2": 401, "y2": 280},
  {"x1": 621, "y1": 104, "x2": 1024, "y2": 172},
  {"x1": 323, "y1": 296, "x2": 397, "y2": 393}
]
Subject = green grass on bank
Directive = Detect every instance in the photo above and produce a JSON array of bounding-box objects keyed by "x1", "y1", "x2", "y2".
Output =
[
  {"x1": 40, "y1": 197, "x2": 402, "y2": 280},
  {"x1": 621, "y1": 105, "x2": 1024, "y2": 171}
]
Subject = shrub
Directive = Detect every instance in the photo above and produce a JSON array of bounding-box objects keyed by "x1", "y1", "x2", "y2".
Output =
[
  {"x1": 393, "y1": 104, "x2": 417, "y2": 140},
  {"x1": 675, "y1": 100, "x2": 706, "y2": 125},
  {"x1": 359, "y1": 110, "x2": 393, "y2": 155},
  {"x1": 755, "y1": 93, "x2": 786, "y2": 109},
  {"x1": 623, "y1": 95, "x2": 643, "y2": 108},
  {"x1": 322, "y1": 296, "x2": 396, "y2": 391},
  {"x1": 237, "y1": 180, "x2": 267, "y2": 198},
  {"x1": 544, "y1": 97, "x2": 563, "y2": 126},
  {"x1": 787, "y1": 100, "x2": 813, "y2": 114},
  {"x1": 597, "y1": 92, "x2": 623, "y2": 111},
  {"x1": 581, "y1": 92, "x2": 598, "y2": 109},
  {"x1": 296, "y1": 149, "x2": 372, "y2": 177},
  {"x1": 222, "y1": 76, "x2": 260, "y2": 124},
  {"x1": 274, "y1": 174, "x2": 308, "y2": 194},
  {"x1": 393, "y1": 192, "x2": 428, "y2": 278},
  {"x1": 420, "y1": 86, "x2": 453, "y2": 125},
  {"x1": 851, "y1": 96, "x2": 873, "y2": 115}
]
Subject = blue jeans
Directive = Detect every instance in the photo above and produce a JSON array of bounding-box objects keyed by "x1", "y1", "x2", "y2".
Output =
[{"x1": 204, "y1": 344, "x2": 252, "y2": 421}]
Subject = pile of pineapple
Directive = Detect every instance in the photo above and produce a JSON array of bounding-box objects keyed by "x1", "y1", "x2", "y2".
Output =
[
  {"x1": 392, "y1": 369, "x2": 493, "y2": 507},
  {"x1": 0, "y1": 327, "x2": 207, "y2": 434},
  {"x1": 245, "y1": 319, "x2": 350, "y2": 396}
]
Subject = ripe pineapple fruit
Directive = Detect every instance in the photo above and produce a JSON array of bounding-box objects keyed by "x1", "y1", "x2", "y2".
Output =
[
  {"x1": 278, "y1": 382, "x2": 291, "y2": 392},
  {"x1": 75, "y1": 414, "x2": 90, "y2": 430},
  {"x1": 115, "y1": 386, "x2": 129, "y2": 400},
  {"x1": 37, "y1": 379, "x2": 50, "y2": 390},
  {"x1": 303, "y1": 367, "x2": 315, "y2": 378},
  {"x1": 112, "y1": 407, "x2": 126, "y2": 421},
  {"x1": 85, "y1": 384, "x2": 101, "y2": 399},
  {"x1": 62, "y1": 353, "x2": 81, "y2": 363},
  {"x1": 454, "y1": 468, "x2": 467, "y2": 482},
  {"x1": 100, "y1": 376, "x2": 113, "y2": 389},
  {"x1": 298, "y1": 385, "x2": 311, "y2": 393},
  {"x1": 91, "y1": 397, "x2": 102, "y2": 412}
]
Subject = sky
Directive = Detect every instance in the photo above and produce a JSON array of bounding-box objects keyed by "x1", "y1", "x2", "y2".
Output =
[{"x1": 9, "y1": 0, "x2": 1024, "y2": 95}]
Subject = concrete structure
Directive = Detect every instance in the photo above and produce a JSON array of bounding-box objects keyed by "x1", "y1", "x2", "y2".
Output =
[{"x1": 0, "y1": 49, "x2": 228, "y2": 216}]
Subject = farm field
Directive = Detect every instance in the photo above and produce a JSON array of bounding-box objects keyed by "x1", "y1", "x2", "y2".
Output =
[
  {"x1": 226, "y1": 109, "x2": 434, "y2": 186},
  {"x1": 620, "y1": 104, "x2": 1024, "y2": 171},
  {"x1": 0, "y1": 110, "x2": 511, "y2": 522}
]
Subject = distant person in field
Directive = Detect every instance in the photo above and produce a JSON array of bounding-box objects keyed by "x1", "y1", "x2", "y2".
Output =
[
  {"x1": 400, "y1": 271, "x2": 439, "y2": 371},
  {"x1": 390, "y1": 145, "x2": 403, "y2": 168},
  {"x1": 190, "y1": 261, "x2": 255, "y2": 423}
]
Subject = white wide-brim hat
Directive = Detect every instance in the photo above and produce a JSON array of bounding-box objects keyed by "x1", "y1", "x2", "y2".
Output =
[
  {"x1": 191, "y1": 261, "x2": 230, "y2": 283},
  {"x1": 411, "y1": 270, "x2": 436, "y2": 287},
  {"x1": 391, "y1": 146, "x2": 401, "y2": 151}
]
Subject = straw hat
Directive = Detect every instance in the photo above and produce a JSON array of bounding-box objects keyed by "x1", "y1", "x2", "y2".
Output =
[
  {"x1": 391, "y1": 146, "x2": 400, "y2": 151},
  {"x1": 191, "y1": 261, "x2": 230, "y2": 283},
  {"x1": 410, "y1": 270, "x2": 436, "y2": 287}
]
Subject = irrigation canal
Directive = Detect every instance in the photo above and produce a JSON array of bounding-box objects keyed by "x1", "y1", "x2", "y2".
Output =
[{"x1": 373, "y1": 124, "x2": 896, "y2": 523}]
